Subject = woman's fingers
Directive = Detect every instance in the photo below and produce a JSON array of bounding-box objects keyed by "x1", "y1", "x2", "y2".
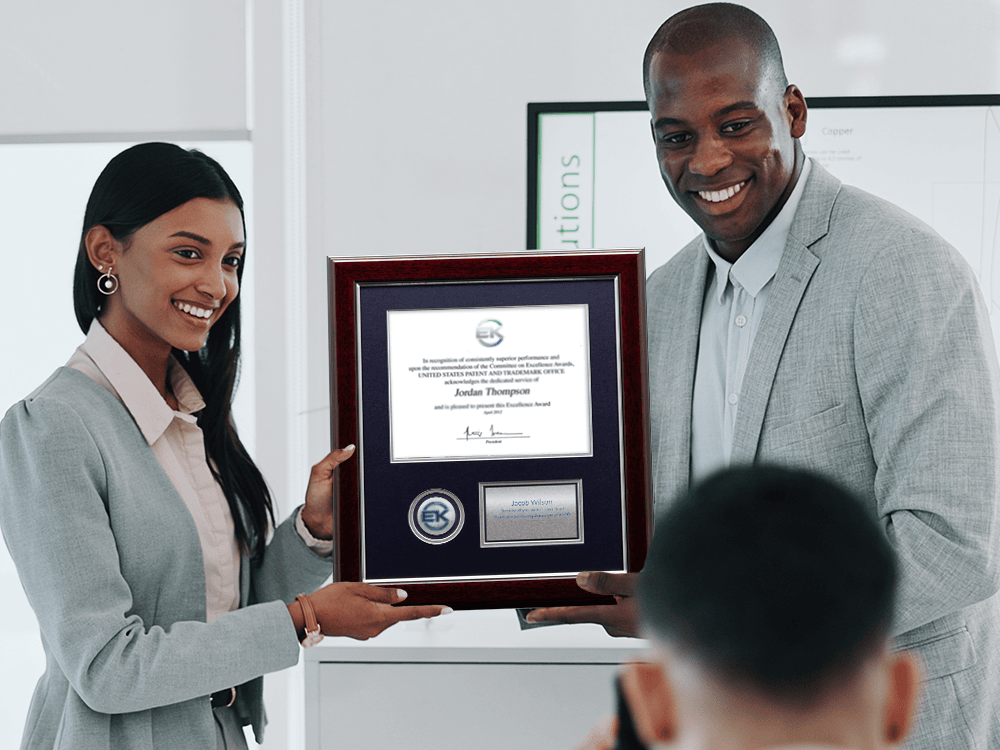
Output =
[
  {"x1": 363, "y1": 586, "x2": 408, "y2": 604},
  {"x1": 309, "y1": 445, "x2": 355, "y2": 482},
  {"x1": 359, "y1": 587, "x2": 453, "y2": 623},
  {"x1": 389, "y1": 604, "x2": 454, "y2": 621},
  {"x1": 302, "y1": 445, "x2": 355, "y2": 539},
  {"x1": 309, "y1": 582, "x2": 452, "y2": 640}
]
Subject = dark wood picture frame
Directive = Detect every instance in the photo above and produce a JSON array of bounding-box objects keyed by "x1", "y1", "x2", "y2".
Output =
[{"x1": 328, "y1": 249, "x2": 651, "y2": 609}]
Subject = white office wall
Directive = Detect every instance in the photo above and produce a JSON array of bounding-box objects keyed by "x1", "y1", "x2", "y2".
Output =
[{"x1": 0, "y1": 0, "x2": 247, "y2": 138}]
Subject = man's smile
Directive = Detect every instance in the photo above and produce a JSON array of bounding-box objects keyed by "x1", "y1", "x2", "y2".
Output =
[
  {"x1": 697, "y1": 179, "x2": 748, "y2": 203},
  {"x1": 690, "y1": 178, "x2": 752, "y2": 216}
]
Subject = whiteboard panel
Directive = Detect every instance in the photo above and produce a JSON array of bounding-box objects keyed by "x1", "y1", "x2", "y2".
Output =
[{"x1": 531, "y1": 98, "x2": 1000, "y2": 355}]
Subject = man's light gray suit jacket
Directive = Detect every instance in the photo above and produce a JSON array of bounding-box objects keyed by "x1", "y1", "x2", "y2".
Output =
[
  {"x1": 646, "y1": 161, "x2": 1000, "y2": 748},
  {"x1": 0, "y1": 368, "x2": 332, "y2": 750}
]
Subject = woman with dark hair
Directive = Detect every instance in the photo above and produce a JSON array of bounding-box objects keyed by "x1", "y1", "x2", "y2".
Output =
[{"x1": 0, "y1": 142, "x2": 448, "y2": 750}]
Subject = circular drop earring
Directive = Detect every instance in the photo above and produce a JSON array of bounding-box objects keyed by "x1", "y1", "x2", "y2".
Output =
[{"x1": 97, "y1": 265, "x2": 119, "y2": 295}]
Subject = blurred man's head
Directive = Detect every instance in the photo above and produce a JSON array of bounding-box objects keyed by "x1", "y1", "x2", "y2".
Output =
[
  {"x1": 628, "y1": 466, "x2": 920, "y2": 749},
  {"x1": 643, "y1": 3, "x2": 807, "y2": 261}
]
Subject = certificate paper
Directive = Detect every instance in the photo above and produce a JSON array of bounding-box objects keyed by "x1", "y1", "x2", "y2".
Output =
[{"x1": 386, "y1": 305, "x2": 593, "y2": 462}]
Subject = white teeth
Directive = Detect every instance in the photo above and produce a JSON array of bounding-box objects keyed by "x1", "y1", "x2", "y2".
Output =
[
  {"x1": 699, "y1": 181, "x2": 745, "y2": 203},
  {"x1": 175, "y1": 302, "x2": 212, "y2": 319}
]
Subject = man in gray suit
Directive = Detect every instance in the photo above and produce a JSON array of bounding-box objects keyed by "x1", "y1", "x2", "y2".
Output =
[{"x1": 528, "y1": 4, "x2": 1000, "y2": 746}]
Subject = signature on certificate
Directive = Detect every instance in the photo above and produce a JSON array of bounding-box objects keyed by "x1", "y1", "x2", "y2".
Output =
[{"x1": 459, "y1": 425, "x2": 528, "y2": 440}]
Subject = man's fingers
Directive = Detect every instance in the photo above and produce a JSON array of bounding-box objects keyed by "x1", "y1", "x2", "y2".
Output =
[
  {"x1": 577, "y1": 571, "x2": 637, "y2": 597},
  {"x1": 527, "y1": 605, "x2": 611, "y2": 625},
  {"x1": 573, "y1": 715, "x2": 618, "y2": 750}
]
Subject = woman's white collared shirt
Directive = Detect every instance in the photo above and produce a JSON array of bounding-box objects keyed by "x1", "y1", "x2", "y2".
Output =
[{"x1": 67, "y1": 319, "x2": 331, "y2": 622}]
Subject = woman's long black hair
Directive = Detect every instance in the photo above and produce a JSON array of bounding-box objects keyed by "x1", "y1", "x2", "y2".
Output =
[{"x1": 73, "y1": 142, "x2": 274, "y2": 558}]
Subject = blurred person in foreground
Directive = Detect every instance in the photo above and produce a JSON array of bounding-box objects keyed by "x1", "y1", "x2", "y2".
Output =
[{"x1": 576, "y1": 465, "x2": 921, "y2": 750}]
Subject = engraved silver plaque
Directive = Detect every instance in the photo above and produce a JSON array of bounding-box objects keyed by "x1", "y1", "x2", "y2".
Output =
[{"x1": 479, "y1": 480, "x2": 584, "y2": 548}]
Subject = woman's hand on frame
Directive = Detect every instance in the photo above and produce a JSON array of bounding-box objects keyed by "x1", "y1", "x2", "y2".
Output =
[
  {"x1": 295, "y1": 583, "x2": 451, "y2": 641},
  {"x1": 300, "y1": 445, "x2": 355, "y2": 540}
]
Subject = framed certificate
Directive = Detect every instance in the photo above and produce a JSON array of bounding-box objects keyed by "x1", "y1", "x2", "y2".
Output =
[{"x1": 328, "y1": 250, "x2": 651, "y2": 609}]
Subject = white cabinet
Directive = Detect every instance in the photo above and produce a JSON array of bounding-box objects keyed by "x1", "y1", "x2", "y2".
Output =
[{"x1": 304, "y1": 614, "x2": 644, "y2": 750}]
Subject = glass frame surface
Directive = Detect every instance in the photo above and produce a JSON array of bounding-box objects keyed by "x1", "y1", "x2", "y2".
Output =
[{"x1": 328, "y1": 250, "x2": 651, "y2": 609}]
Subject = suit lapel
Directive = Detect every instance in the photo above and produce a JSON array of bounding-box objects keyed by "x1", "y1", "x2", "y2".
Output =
[
  {"x1": 650, "y1": 243, "x2": 709, "y2": 507},
  {"x1": 729, "y1": 241, "x2": 818, "y2": 463},
  {"x1": 729, "y1": 162, "x2": 841, "y2": 464}
]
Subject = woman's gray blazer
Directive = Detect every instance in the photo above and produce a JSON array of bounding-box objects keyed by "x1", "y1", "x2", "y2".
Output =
[{"x1": 0, "y1": 367, "x2": 332, "y2": 750}]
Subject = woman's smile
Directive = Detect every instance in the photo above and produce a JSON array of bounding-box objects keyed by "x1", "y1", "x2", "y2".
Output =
[{"x1": 173, "y1": 300, "x2": 217, "y2": 322}]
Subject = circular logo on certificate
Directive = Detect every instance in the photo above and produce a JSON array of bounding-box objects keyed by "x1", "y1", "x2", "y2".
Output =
[
  {"x1": 409, "y1": 489, "x2": 464, "y2": 545},
  {"x1": 476, "y1": 319, "x2": 503, "y2": 347}
]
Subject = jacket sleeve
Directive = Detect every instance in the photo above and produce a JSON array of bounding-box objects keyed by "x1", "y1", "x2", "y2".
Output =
[
  {"x1": 0, "y1": 395, "x2": 301, "y2": 715},
  {"x1": 248, "y1": 506, "x2": 333, "y2": 606},
  {"x1": 854, "y1": 226, "x2": 1000, "y2": 636}
]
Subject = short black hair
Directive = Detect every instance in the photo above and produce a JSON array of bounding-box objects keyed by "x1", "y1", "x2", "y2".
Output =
[
  {"x1": 642, "y1": 3, "x2": 788, "y2": 103},
  {"x1": 637, "y1": 465, "x2": 897, "y2": 707}
]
